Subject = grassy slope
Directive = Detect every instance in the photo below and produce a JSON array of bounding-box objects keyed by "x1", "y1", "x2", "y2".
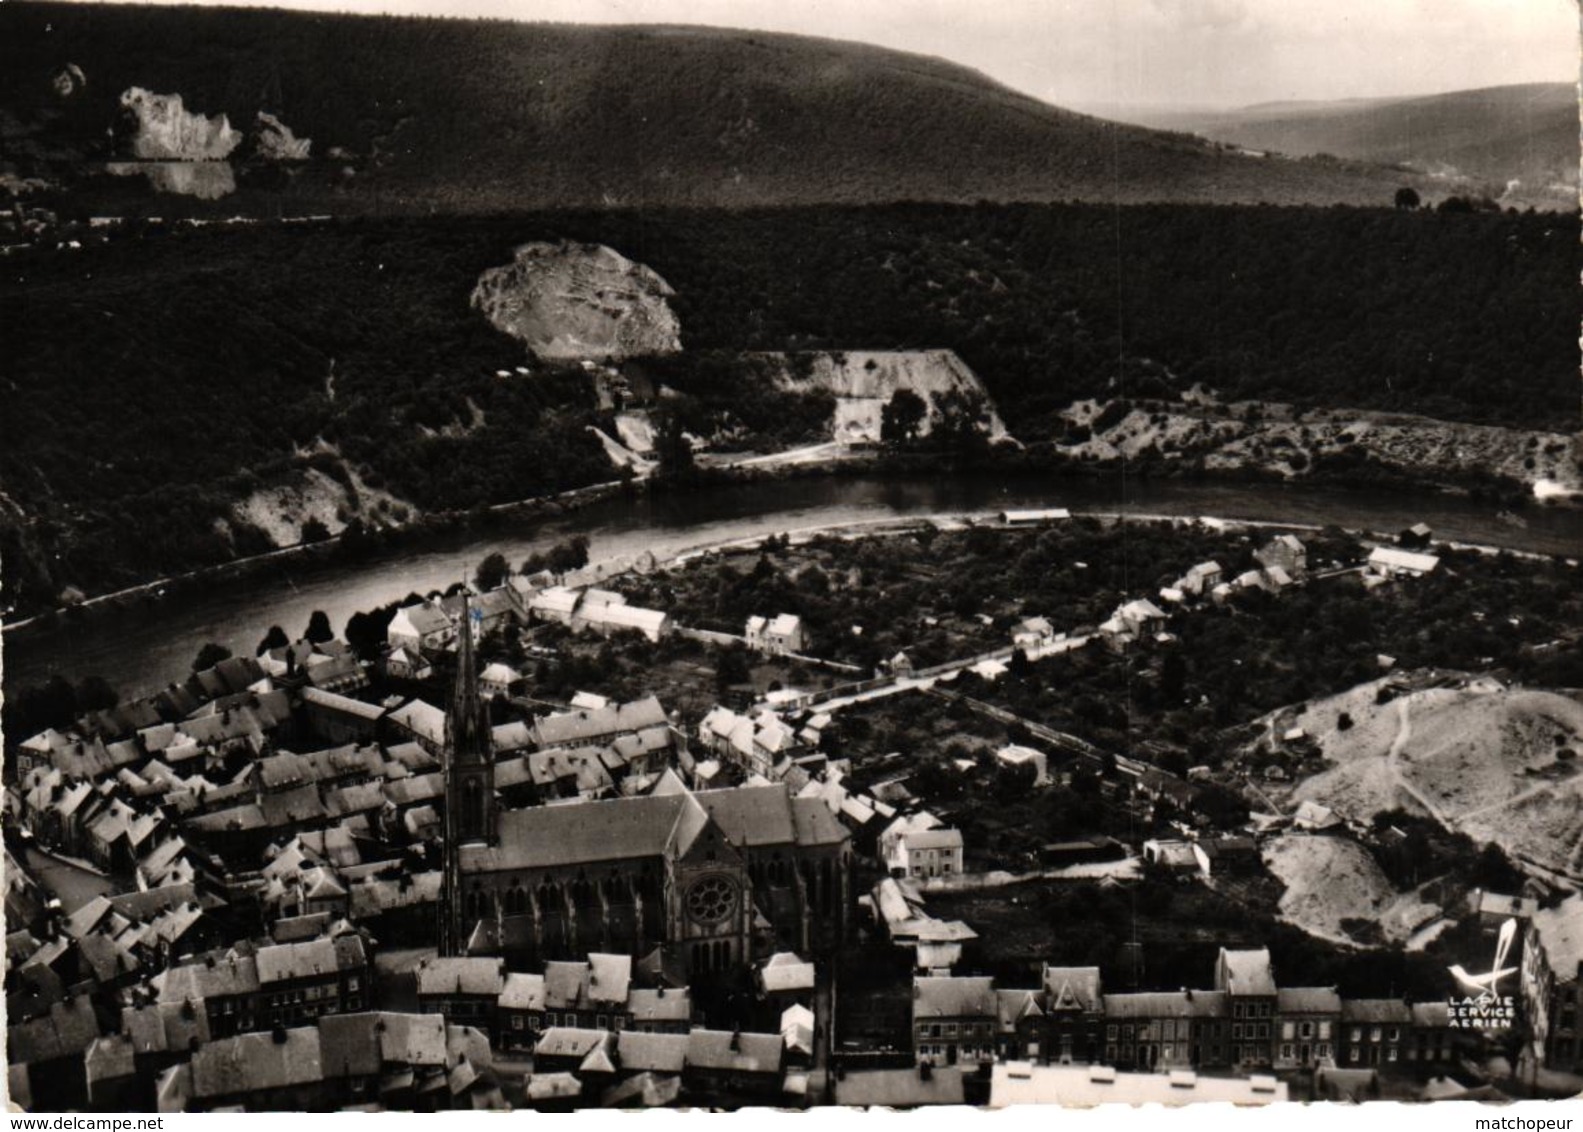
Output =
[
  {"x1": 1166, "y1": 84, "x2": 1577, "y2": 203},
  {"x1": 1, "y1": 1, "x2": 1444, "y2": 211}
]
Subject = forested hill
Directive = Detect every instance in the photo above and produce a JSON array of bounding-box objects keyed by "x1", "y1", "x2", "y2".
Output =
[
  {"x1": 1, "y1": 204, "x2": 1576, "y2": 613},
  {"x1": 1117, "y1": 84, "x2": 1576, "y2": 210},
  {"x1": 2, "y1": 1, "x2": 1444, "y2": 212}
]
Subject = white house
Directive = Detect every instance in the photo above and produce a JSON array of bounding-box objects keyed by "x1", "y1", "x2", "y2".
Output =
[
  {"x1": 746, "y1": 614, "x2": 807, "y2": 656},
  {"x1": 478, "y1": 663, "x2": 520, "y2": 698},
  {"x1": 387, "y1": 602, "x2": 454, "y2": 654},
  {"x1": 1010, "y1": 617, "x2": 1057, "y2": 653},
  {"x1": 1177, "y1": 562, "x2": 1223, "y2": 598},
  {"x1": 995, "y1": 745, "x2": 1051, "y2": 787},
  {"x1": 1367, "y1": 547, "x2": 1440, "y2": 578},
  {"x1": 894, "y1": 828, "x2": 964, "y2": 880}
]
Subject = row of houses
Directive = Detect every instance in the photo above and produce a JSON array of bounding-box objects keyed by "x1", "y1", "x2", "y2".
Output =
[{"x1": 911, "y1": 948, "x2": 1469, "y2": 1076}]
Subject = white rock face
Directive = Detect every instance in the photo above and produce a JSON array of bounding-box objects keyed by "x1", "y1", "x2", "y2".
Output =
[
  {"x1": 771, "y1": 349, "x2": 1008, "y2": 443},
  {"x1": 253, "y1": 111, "x2": 312, "y2": 161},
  {"x1": 52, "y1": 64, "x2": 87, "y2": 99},
  {"x1": 471, "y1": 241, "x2": 683, "y2": 362},
  {"x1": 119, "y1": 87, "x2": 240, "y2": 161}
]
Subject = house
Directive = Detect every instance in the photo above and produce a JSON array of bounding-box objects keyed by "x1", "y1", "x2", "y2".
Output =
[
  {"x1": 531, "y1": 696, "x2": 669, "y2": 750},
  {"x1": 386, "y1": 602, "x2": 454, "y2": 654},
  {"x1": 894, "y1": 829, "x2": 964, "y2": 880},
  {"x1": 683, "y1": 1028, "x2": 786, "y2": 1099},
  {"x1": 1339, "y1": 999, "x2": 1412, "y2": 1069},
  {"x1": 158, "y1": 952, "x2": 263, "y2": 1039},
  {"x1": 1102, "y1": 992, "x2": 1207, "y2": 1071},
  {"x1": 528, "y1": 586, "x2": 583, "y2": 625},
  {"x1": 756, "y1": 952, "x2": 816, "y2": 1006},
  {"x1": 913, "y1": 976, "x2": 997, "y2": 1066},
  {"x1": 1255, "y1": 534, "x2": 1308, "y2": 577},
  {"x1": 1196, "y1": 837, "x2": 1260, "y2": 877},
  {"x1": 1408, "y1": 1002, "x2": 1463, "y2": 1068},
  {"x1": 1116, "y1": 599, "x2": 1168, "y2": 635},
  {"x1": 1010, "y1": 617, "x2": 1057, "y2": 653},
  {"x1": 989, "y1": 1062, "x2": 1286, "y2": 1107},
  {"x1": 1520, "y1": 894, "x2": 1583, "y2": 1073},
  {"x1": 415, "y1": 957, "x2": 507, "y2": 1031},
  {"x1": 746, "y1": 614, "x2": 807, "y2": 656},
  {"x1": 1398, "y1": 523, "x2": 1434, "y2": 549},
  {"x1": 1143, "y1": 839, "x2": 1205, "y2": 877},
  {"x1": 1038, "y1": 966, "x2": 1105, "y2": 1065},
  {"x1": 477, "y1": 663, "x2": 519, "y2": 699},
  {"x1": 995, "y1": 744, "x2": 1051, "y2": 786},
  {"x1": 1470, "y1": 889, "x2": 1539, "y2": 929},
  {"x1": 1292, "y1": 800, "x2": 1342, "y2": 832},
  {"x1": 575, "y1": 597, "x2": 671, "y2": 643},
  {"x1": 1215, "y1": 947, "x2": 1277, "y2": 1067},
  {"x1": 1274, "y1": 987, "x2": 1341, "y2": 1069},
  {"x1": 387, "y1": 698, "x2": 448, "y2": 752},
  {"x1": 542, "y1": 954, "x2": 633, "y2": 1032},
  {"x1": 254, "y1": 934, "x2": 372, "y2": 1030},
  {"x1": 1367, "y1": 546, "x2": 1440, "y2": 578},
  {"x1": 384, "y1": 646, "x2": 433, "y2": 682},
  {"x1": 299, "y1": 687, "x2": 384, "y2": 746},
  {"x1": 1178, "y1": 562, "x2": 1223, "y2": 598}
]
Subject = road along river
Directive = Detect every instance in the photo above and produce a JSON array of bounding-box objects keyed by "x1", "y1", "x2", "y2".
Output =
[{"x1": 5, "y1": 472, "x2": 1579, "y2": 698}]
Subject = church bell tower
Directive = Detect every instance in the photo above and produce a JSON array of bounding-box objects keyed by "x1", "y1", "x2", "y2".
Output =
[{"x1": 439, "y1": 591, "x2": 497, "y2": 956}]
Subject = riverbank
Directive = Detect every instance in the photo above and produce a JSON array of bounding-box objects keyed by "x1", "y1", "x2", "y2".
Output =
[
  {"x1": 6, "y1": 443, "x2": 1568, "y2": 635},
  {"x1": 8, "y1": 469, "x2": 1583, "y2": 700}
]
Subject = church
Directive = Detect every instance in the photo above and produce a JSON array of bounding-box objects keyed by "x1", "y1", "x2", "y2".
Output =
[{"x1": 439, "y1": 596, "x2": 853, "y2": 974}]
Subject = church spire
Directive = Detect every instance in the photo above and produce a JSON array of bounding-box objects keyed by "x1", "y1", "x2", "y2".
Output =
[{"x1": 439, "y1": 589, "x2": 497, "y2": 957}]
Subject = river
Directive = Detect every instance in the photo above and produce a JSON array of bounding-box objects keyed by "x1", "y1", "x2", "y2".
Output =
[{"x1": 4, "y1": 473, "x2": 1579, "y2": 698}]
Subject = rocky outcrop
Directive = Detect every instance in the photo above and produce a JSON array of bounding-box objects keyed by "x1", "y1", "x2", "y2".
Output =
[
  {"x1": 1062, "y1": 394, "x2": 1583, "y2": 497},
  {"x1": 767, "y1": 349, "x2": 1008, "y2": 443},
  {"x1": 106, "y1": 160, "x2": 236, "y2": 200},
  {"x1": 252, "y1": 111, "x2": 311, "y2": 161},
  {"x1": 118, "y1": 87, "x2": 240, "y2": 161},
  {"x1": 51, "y1": 64, "x2": 86, "y2": 99},
  {"x1": 471, "y1": 241, "x2": 683, "y2": 361}
]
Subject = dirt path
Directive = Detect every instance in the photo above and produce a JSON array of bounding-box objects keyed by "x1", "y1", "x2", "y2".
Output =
[{"x1": 1386, "y1": 695, "x2": 1452, "y2": 826}]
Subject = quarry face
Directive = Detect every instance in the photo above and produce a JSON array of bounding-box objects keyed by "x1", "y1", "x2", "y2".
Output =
[{"x1": 470, "y1": 241, "x2": 684, "y2": 362}]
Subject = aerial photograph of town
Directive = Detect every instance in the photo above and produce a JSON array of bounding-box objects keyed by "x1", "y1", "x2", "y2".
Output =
[{"x1": 0, "y1": 0, "x2": 1579, "y2": 1117}]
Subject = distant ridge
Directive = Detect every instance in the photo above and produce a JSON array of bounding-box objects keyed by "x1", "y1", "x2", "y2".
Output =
[
  {"x1": 1107, "y1": 83, "x2": 1576, "y2": 208},
  {"x1": 0, "y1": 1, "x2": 1465, "y2": 213}
]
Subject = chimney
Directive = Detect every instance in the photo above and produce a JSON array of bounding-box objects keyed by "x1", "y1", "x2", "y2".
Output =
[
  {"x1": 271, "y1": 1026, "x2": 288, "y2": 1045},
  {"x1": 730, "y1": 1029, "x2": 741, "y2": 1052}
]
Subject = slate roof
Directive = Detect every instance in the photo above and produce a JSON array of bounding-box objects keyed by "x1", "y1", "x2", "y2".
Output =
[
  {"x1": 415, "y1": 957, "x2": 506, "y2": 998},
  {"x1": 498, "y1": 973, "x2": 546, "y2": 1011},
  {"x1": 617, "y1": 1031, "x2": 689, "y2": 1074},
  {"x1": 190, "y1": 1027, "x2": 323, "y2": 1100},
  {"x1": 1341, "y1": 999, "x2": 1413, "y2": 1024},
  {"x1": 1041, "y1": 966, "x2": 1103, "y2": 1012},
  {"x1": 7, "y1": 997, "x2": 102, "y2": 1065},
  {"x1": 1277, "y1": 987, "x2": 1342, "y2": 1014},
  {"x1": 914, "y1": 976, "x2": 996, "y2": 1019},
  {"x1": 1218, "y1": 947, "x2": 1277, "y2": 996},
  {"x1": 685, "y1": 1029, "x2": 783, "y2": 1075}
]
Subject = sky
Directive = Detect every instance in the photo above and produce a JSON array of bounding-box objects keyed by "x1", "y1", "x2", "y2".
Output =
[{"x1": 68, "y1": 0, "x2": 1578, "y2": 109}]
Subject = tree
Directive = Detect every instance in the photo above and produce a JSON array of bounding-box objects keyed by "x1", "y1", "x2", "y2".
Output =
[
  {"x1": 716, "y1": 644, "x2": 752, "y2": 692},
  {"x1": 257, "y1": 625, "x2": 290, "y2": 655},
  {"x1": 74, "y1": 675, "x2": 119, "y2": 713},
  {"x1": 1393, "y1": 187, "x2": 1421, "y2": 210},
  {"x1": 653, "y1": 411, "x2": 695, "y2": 478},
  {"x1": 475, "y1": 551, "x2": 510, "y2": 592},
  {"x1": 192, "y1": 641, "x2": 232, "y2": 672},
  {"x1": 880, "y1": 389, "x2": 928, "y2": 446},
  {"x1": 304, "y1": 610, "x2": 334, "y2": 644},
  {"x1": 300, "y1": 517, "x2": 331, "y2": 543}
]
